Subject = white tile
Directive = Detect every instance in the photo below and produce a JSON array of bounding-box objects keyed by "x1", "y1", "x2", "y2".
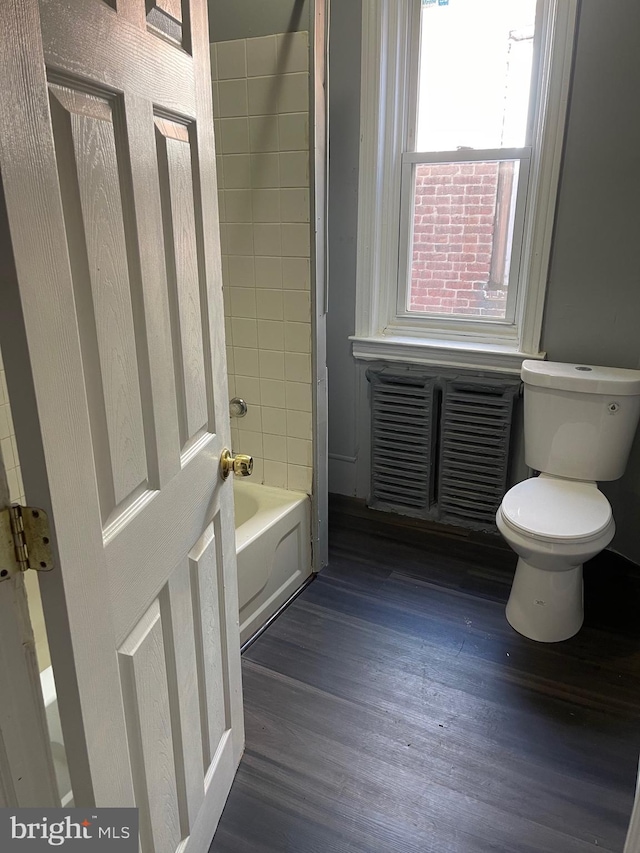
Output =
[
  {"x1": 247, "y1": 35, "x2": 278, "y2": 77},
  {"x1": 278, "y1": 73, "x2": 309, "y2": 113},
  {"x1": 7, "y1": 467, "x2": 20, "y2": 502},
  {"x1": 249, "y1": 115, "x2": 279, "y2": 152},
  {"x1": 218, "y1": 79, "x2": 248, "y2": 117},
  {"x1": 227, "y1": 223, "x2": 254, "y2": 255},
  {"x1": 284, "y1": 321, "x2": 311, "y2": 353},
  {"x1": 262, "y1": 406, "x2": 287, "y2": 435},
  {"x1": 220, "y1": 117, "x2": 249, "y2": 154},
  {"x1": 234, "y1": 376, "x2": 261, "y2": 405},
  {"x1": 259, "y1": 350, "x2": 284, "y2": 380},
  {"x1": 1, "y1": 436, "x2": 15, "y2": 470},
  {"x1": 287, "y1": 437, "x2": 312, "y2": 467},
  {"x1": 0, "y1": 371, "x2": 8, "y2": 406},
  {"x1": 251, "y1": 153, "x2": 280, "y2": 188},
  {"x1": 284, "y1": 291, "x2": 311, "y2": 322},
  {"x1": 252, "y1": 189, "x2": 281, "y2": 222},
  {"x1": 286, "y1": 381, "x2": 312, "y2": 412},
  {"x1": 247, "y1": 76, "x2": 276, "y2": 116},
  {"x1": 256, "y1": 289, "x2": 283, "y2": 320},
  {"x1": 223, "y1": 154, "x2": 251, "y2": 188},
  {"x1": 223, "y1": 285, "x2": 232, "y2": 317},
  {"x1": 254, "y1": 256, "x2": 283, "y2": 289},
  {"x1": 224, "y1": 189, "x2": 252, "y2": 222},
  {"x1": 282, "y1": 223, "x2": 310, "y2": 257},
  {"x1": 210, "y1": 43, "x2": 218, "y2": 80},
  {"x1": 226, "y1": 345, "x2": 235, "y2": 374},
  {"x1": 216, "y1": 40, "x2": 247, "y2": 80},
  {"x1": 282, "y1": 257, "x2": 310, "y2": 290},
  {"x1": 287, "y1": 409, "x2": 312, "y2": 440},
  {"x1": 227, "y1": 373, "x2": 236, "y2": 398},
  {"x1": 0, "y1": 403, "x2": 11, "y2": 440},
  {"x1": 263, "y1": 433, "x2": 287, "y2": 462},
  {"x1": 217, "y1": 188, "x2": 226, "y2": 222},
  {"x1": 230, "y1": 424, "x2": 239, "y2": 451},
  {"x1": 257, "y1": 320, "x2": 284, "y2": 351},
  {"x1": 280, "y1": 188, "x2": 309, "y2": 222},
  {"x1": 279, "y1": 152, "x2": 308, "y2": 188},
  {"x1": 238, "y1": 429, "x2": 263, "y2": 458},
  {"x1": 9, "y1": 435, "x2": 20, "y2": 468},
  {"x1": 231, "y1": 318, "x2": 258, "y2": 348},
  {"x1": 260, "y1": 379, "x2": 286, "y2": 409},
  {"x1": 242, "y1": 404, "x2": 262, "y2": 433},
  {"x1": 276, "y1": 32, "x2": 309, "y2": 74},
  {"x1": 219, "y1": 223, "x2": 228, "y2": 254},
  {"x1": 263, "y1": 460, "x2": 287, "y2": 489},
  {"x1": 215, "y1": 154, "x2": 224, "y2": 190},
  {"x1": 228, "y1": 255, "x2": 255, "y2": 287},
  {"x1": 212, "y1": 81, "x2": 220, "y2": 118},
  {"x1": 230, "y1": 287, "x2": 256, "y2": 318},
  {"x1": 285, "y1": 352, "x2": 312, "y2": 384},
  {"x1": 234, "y1": 347, "x2": 259, "y2": 377},
  {"x1": 224, "y1": 316, "x2": 233, "y2": 342},
  {"x1": 278, "y1": 113, "x2": 309, "y2": 151},
  {"x1": 287, "y1": 464, "x2": 312, "y2": 493},
  {"x1": 253, "y1": 223, "x2": 281, "y2": 256}
]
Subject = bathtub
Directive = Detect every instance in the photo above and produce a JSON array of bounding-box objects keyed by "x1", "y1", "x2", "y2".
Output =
[{"x1": 234, "y1": 480, "x2": 312, "y2": 645}]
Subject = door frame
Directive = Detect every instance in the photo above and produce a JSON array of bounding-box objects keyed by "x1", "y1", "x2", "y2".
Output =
[{"x1": 311, "y1": 0, "x2": 329, "y2": 571}]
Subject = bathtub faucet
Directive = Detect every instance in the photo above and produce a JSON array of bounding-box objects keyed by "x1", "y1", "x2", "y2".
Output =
[{"x1": 229, "y1": 397, "x2": 248, "y2": 418}]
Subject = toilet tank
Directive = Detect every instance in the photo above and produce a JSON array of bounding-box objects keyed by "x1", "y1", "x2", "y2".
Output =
[{"x1": 522, "y1": 361, "x2": 640, "y2": 481}]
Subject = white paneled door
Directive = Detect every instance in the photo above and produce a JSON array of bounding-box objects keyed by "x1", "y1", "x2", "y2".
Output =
[{"x1": 0, "y1": 0, "x2": 244, "y2": 850}]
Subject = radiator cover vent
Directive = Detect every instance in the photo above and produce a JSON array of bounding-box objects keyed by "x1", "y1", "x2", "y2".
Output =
[
  {"x1": 368, "y1": 371, "x2": 436, "y2": 516},
  {"x1": 366, "y1": 367, "x2": 519, "y2": 531},
  {"x1": 438, "y1": 379, "x2": 518, "y2": 527}
]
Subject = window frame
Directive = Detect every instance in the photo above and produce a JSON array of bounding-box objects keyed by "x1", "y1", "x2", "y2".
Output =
[{"x1": 351, "y1": 0, "x2": 578, "y2": 372}]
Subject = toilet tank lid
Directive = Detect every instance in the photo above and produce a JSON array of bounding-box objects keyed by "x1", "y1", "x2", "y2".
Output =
[{"x1": 521, "y1": 360, "x2": 640, "y2": 396}]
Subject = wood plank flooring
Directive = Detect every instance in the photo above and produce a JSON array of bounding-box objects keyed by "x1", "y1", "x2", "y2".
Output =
[{"x1": 210, "y1": 509, "x2": 640, "y2": 853}]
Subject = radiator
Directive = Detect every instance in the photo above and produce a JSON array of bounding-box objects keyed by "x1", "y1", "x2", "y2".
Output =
[{"x1": 367, "y1": 366, "x2": 520, "y2": 530}]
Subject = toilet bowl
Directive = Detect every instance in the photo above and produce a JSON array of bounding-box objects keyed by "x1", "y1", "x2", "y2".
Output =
[
  {"x1": 497, "y1": 359, "x2": 640, "y2": 643},
  {"x1": 496, "y1": 475, "x2": 615, "y2": 642}
]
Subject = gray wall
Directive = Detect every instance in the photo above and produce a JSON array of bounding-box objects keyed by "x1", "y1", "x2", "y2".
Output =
[
  {"x1": 327, "y1": 0, "x2": 640, "y2": 563},
  {"x1": 208, "y1": 0, "x2": 310, "y2": 42}
]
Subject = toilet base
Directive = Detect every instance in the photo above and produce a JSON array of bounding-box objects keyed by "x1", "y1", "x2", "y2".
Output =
[{"x1": 506, "y1": 558, "x2": 584, "y2": 642}]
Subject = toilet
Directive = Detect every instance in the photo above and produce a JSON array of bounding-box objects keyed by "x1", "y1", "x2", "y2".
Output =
[{"x1": 497, "y1": 360, "x2": 640, "y2": 643}]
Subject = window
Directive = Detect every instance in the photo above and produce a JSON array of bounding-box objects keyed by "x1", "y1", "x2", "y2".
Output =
[{"x1": 353, "y1": 0, "x2": 577, "y2": 372}]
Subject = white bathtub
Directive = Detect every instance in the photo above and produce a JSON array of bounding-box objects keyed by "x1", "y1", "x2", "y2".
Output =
[{"x1": 234, "y1": 480, "x2": 312, "y2": 645}]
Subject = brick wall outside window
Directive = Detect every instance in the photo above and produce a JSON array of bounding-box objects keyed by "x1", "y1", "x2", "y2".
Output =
[{"x1": 409, "y1": 161, "x2": 510, "y2": 317}]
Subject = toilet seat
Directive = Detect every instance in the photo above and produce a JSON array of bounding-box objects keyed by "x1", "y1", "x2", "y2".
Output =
[{"x1": 500, "y1": 476, "x2": 612, "y2": 543}]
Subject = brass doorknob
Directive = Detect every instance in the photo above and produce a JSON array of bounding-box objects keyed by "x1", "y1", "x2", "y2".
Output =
[{"x1": 220, "y1": 448, "x2": 253, "y2": 480}]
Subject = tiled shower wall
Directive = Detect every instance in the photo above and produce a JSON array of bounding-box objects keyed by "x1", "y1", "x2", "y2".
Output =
[{"x1": 211, "y1": 32, "x2": 313, "y2": 494}]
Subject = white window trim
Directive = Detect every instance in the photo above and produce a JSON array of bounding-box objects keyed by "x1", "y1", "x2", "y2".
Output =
[{"x1": 351, "y1": 0, "x2": 578, "y2": 373}]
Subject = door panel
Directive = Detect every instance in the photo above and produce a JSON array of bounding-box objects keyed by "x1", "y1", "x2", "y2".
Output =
[
  {"x1": 49, "y1": 85, "x2": 151, "y2": 522},
  {"x1": 0, "y1": 0, "x2": 243, "y2": 849},
  {"x1": 155, "y1": 118, "x2": 211, "y2": 452}
]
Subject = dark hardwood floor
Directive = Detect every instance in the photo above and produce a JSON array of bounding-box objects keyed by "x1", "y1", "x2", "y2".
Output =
[{"x1": 210, "y1": 507, "x2": 640, "y2": 853}]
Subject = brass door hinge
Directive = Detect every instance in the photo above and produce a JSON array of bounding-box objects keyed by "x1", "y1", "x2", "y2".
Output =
[{"x1": 0, "y1": 505, "x2": 54, "y2": 583}]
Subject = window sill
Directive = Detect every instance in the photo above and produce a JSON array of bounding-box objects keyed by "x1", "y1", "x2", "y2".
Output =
[{"x1": 349, "y1": 334, "x2": 545, "y2": 374}]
